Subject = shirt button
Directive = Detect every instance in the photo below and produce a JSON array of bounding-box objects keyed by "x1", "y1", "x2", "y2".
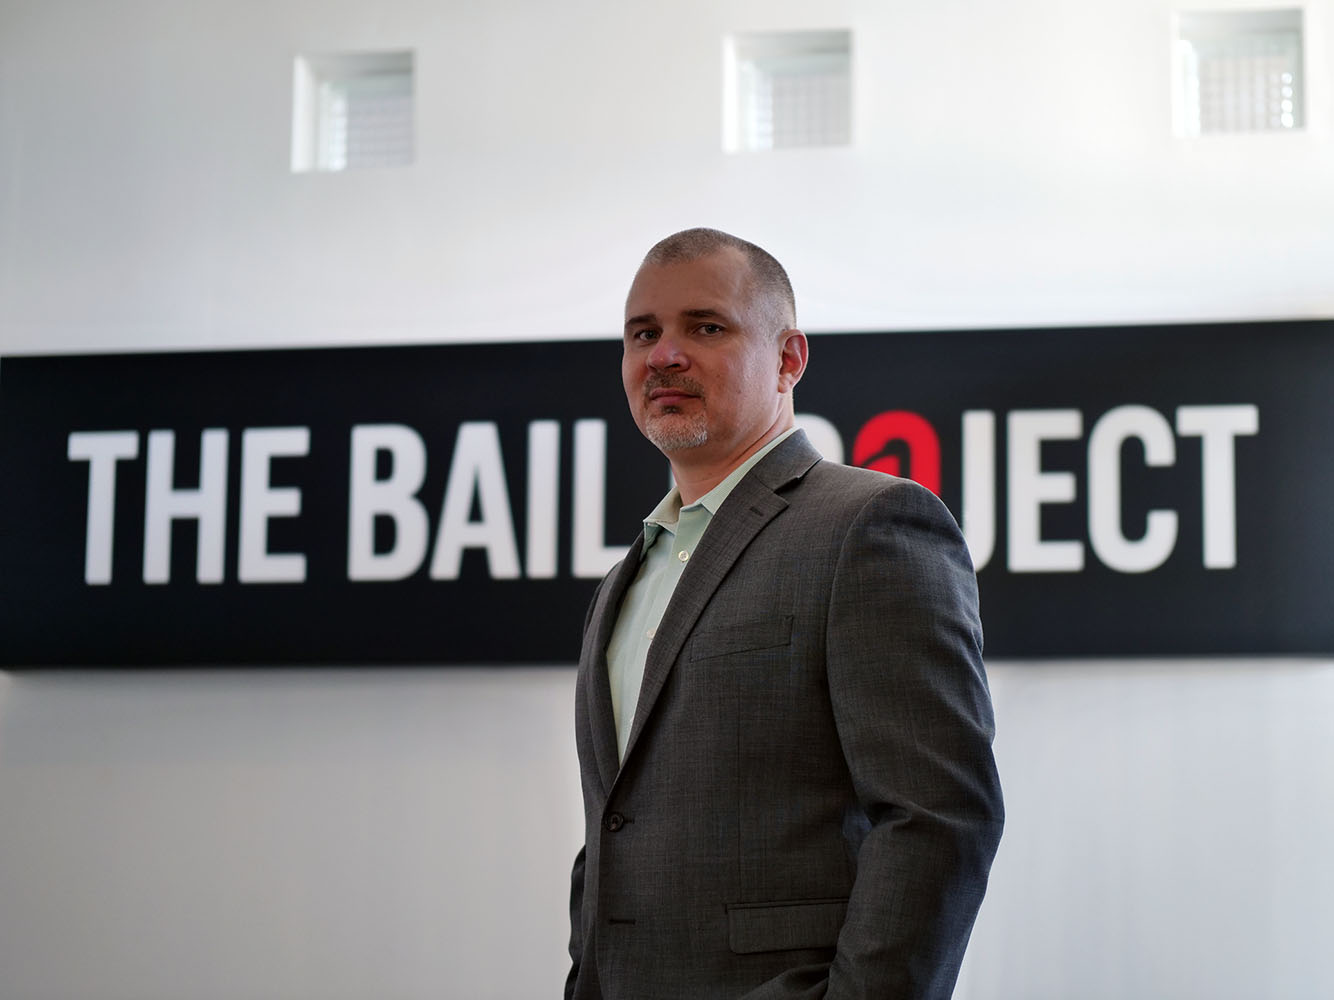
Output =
[
  {"x1": 646, "y1": 627, "x2": 656, "y2": 639},
  {"x1": 678, "y1": 550, "x2": 690, "y2": 562}
]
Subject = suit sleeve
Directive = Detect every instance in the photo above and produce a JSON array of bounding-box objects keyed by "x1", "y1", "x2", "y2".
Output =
[
  {"x1": 565, "y1": 845, "x2": 586, "y2": 1000},
  {"x1": 823, "y1": 478, "x2": 1004, "y2": 999},
  {"x1": 566, "y1": 575, "x2": 607, "y2": 999}
]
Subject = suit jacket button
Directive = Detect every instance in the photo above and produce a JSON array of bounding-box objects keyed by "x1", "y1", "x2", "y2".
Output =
[{"x1": 605, "y1": 812, "x2": 625, "y2": 832}]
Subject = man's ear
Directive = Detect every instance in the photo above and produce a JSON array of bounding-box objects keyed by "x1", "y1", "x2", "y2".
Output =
[{"x1": 777, "y1": 330, "x2": 808, "y2": 393}]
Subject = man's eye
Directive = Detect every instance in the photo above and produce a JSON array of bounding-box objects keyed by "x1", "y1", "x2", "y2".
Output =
[
  {"x1": 699, "y1": 324, "x2": 723, "y2": 335},
  {"x1": 633, "y1": 329, "x2": 659, "y2": 342}
]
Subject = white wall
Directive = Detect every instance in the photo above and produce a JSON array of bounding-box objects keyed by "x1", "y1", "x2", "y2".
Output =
[
  {"x1": 965, "y1": 660, "x2": 1334, "y2": 1000},
  {"x1": 0, "y1": 668, "x2": 583, "y2": 1000},
  {"x1": 2, "y1": 1, "x2": 1333, "y2": 998}
]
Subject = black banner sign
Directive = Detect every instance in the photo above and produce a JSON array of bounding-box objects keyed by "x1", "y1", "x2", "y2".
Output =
[{"x1": 2, "y1": 320, "x2": 1331, "y2": 666}]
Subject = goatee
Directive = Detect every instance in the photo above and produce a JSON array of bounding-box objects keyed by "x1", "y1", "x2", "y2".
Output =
[
  {"x1": 642, "y1": 375, "x2": 707, "y2": 451},
  {"x1": 645, "y1": 412, "x2": 708, "y2": 451}
]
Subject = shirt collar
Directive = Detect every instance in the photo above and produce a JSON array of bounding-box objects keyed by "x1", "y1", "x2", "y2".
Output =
[{"x1": 640, "y1": 427, "x2": 798, "y2": 552}]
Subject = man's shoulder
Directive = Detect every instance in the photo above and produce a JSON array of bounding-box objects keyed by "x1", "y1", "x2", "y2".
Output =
[
  {"x1": 790, "y1": 460, "x2": 965, "y2": 540},
  {"x1": 801, "y1": 459, "x2": 937, "y2": 505},
  {"x1": 739, "y1": 432, "x2": 964, "y2": 536},
  {"x1": 752, "y1": 432, "x2": 931, "y2": 496}
]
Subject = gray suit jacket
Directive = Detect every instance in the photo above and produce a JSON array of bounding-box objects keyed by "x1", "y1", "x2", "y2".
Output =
[{"x1": 567, "y1": 431, "x2": 1003, "y2": 999}]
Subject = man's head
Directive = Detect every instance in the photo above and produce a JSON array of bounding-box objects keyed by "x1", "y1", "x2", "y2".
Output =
[
  {"x1": 639, "y1": 228, "x2": 797, "y2": 332},
  {"x1": 622, "y1": 228, "x2": 807, "y2": 473}
]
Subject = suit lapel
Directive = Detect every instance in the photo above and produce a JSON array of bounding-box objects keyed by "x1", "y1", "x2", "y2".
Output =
[
  {"x1": 584, "y1": 532, "x2": 645, "y2": 795},
  {"x1": 618, "y1": 432, "x2": 823, "y2": 769}
]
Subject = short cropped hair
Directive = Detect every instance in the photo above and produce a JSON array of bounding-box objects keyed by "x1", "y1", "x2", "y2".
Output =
[{"x1": 641, "y1": 228, "x2": 797, "y2": 330}]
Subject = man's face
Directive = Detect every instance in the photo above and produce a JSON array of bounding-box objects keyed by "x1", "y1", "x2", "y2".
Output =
[{"x1": 622, "y1": 248, "x2": 796, "y2": 462}]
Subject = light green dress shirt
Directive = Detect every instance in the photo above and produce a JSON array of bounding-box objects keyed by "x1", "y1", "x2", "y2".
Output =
[{"x1": 606, "y1": 428, "x2": 798, "y2": 761}]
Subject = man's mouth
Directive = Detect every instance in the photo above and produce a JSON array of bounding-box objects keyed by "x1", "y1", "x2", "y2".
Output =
[
  {"x1": 649, "y1": 388, "x2": 698, "y2": 404},
  {"x1": 646, "y1": 379, "x2": 703, "y2": 407}
]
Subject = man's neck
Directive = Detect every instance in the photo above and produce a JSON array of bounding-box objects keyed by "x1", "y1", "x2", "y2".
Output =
[{"x1": 669, "y1": 418, "x2": 794, "y2": 505}]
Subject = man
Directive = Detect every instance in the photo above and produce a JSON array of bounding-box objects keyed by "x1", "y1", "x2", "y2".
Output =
[{"x1": 567, "y1": 229, "x2": 1003, "y2": 999}]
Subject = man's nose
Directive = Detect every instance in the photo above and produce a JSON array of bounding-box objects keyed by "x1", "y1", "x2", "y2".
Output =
[{"x1": 647, "y1": 333, "x2": 688, "y2": 371}]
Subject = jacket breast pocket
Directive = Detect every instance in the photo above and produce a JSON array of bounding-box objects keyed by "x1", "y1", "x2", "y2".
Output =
[
  {"x1": 687, "y1": 615, "x2": 793, "y2": 662},
  {"x1": 726, "y1": 897, "x2": 848, "y2": 954}
]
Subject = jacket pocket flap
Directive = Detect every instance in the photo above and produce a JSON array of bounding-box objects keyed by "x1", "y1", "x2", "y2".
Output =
[
  {"x1": 689, "y1": 615, "x2": 793, "y2": 661},
  {"x1": 727, "y1": 897, "x2": 848, "y2": 954}
]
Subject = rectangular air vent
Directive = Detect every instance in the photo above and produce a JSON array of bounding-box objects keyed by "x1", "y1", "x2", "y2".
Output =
[
  {"x1": 1175, "y1": 9, "x2": 1304, "y2": 136},
  {"x1": 292, "y1": 50, "x2": 415, "y2": 172},
  {"x1": 724, "y1": 30, "x2": 852, "y2": 152}
]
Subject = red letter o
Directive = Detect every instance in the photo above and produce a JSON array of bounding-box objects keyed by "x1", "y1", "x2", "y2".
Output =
[{"x1": 852, "y1": 411, "x2": 942, "y2": 496}]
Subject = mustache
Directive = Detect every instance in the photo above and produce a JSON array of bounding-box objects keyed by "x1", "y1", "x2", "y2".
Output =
[{"x1": 644, "y1": 374, "x2": 704, "y2": 397}]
